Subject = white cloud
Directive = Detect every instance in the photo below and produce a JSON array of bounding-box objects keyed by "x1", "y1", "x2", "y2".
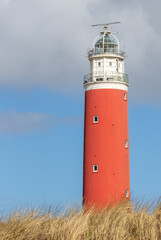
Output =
[
  {"x1": 0, "y1": 0, "x2": 160, "y2": 103},
  {"x1": 0, "y1": 111, "x2": 52, "y2": 134},
  {"x1": 0, "y1": 111, "x2": 81, "y2": 134}
]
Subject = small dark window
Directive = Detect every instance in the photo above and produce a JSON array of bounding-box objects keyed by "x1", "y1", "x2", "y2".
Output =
[
  {"x1": 109, "y1": 62, "x2": 112, "y2": 66},
  {"x1": 98, "y1": 62, "x2": 101, "y2": 66},
  {"x1": 125, "y1": 140, "x2": 128, "y2": 148},
  {"x1": 93, "y1": 116, "x2": 98, "y2": 123},
  {"x1": 124, "y1": 92, "x2": 127, "y2": 100},
  {"x1": 93, "y1": 165, "x2": 98, "y2": 172},
  {"x1": 107, "y1": 78, "x2": 113, "y2": 81},
  {"x1": 96, "y1": 78, "x2": 103, "y2": 81},
  {"x1": 126, "y1": 190, "x2": 129, "y2": 198}
]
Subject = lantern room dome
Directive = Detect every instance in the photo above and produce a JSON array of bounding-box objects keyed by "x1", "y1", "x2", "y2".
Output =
[{"x1": 93, "y1": 33, "x2": 119, "y2": 54}]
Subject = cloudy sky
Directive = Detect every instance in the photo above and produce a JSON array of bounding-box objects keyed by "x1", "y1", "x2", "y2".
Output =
[
  {"x1": 0, "y1": 0, "x2": 161, "y2": 101},
  {"x1": 0, "y1": 0, "x2": 160, "y2": 210}
]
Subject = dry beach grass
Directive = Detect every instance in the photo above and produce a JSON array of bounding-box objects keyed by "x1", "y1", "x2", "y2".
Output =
[{"x1": 0, "y1": 200, "x2": 161, "y2": 240}]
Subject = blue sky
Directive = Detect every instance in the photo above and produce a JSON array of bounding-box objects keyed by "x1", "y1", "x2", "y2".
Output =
[
  {"x1": 0, "y1": 88, "x2": 160, "y2": 211},
  {"x1": 0, "y1": 0, "x2": 161, "y2": 211}
]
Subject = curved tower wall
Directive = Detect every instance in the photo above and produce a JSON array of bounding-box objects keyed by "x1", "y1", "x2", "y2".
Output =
[{"x1": 83, "y1": 28, "x2": 130, "y2": 208}]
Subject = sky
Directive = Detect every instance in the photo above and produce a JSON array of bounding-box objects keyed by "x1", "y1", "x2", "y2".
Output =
[{"x1": 0, "y1": 0, "x2": 161, "y2": 211}]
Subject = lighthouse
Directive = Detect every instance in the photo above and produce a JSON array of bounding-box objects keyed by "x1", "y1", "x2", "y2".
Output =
[{"x1": 83, "y1": 22, "x2": 130, "y2": 208}]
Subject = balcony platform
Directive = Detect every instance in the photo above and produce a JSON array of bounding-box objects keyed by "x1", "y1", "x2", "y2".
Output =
[{"x1": 84, "y1": 72, "x2": 129, "y2": 86}]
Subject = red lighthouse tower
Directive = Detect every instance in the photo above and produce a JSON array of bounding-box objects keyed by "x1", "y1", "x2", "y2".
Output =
[{"x1": 83, "y1": 23, "x2": 130, "y2": 208}]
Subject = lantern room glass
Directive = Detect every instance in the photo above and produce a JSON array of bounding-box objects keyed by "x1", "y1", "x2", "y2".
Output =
[{"x1": 94, "y1": 34, "x2": 118, "y2": 54}]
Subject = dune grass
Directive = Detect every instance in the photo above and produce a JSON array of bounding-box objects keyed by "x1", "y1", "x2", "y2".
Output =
[{"x1": 0, "y1": 200, "x2": 161, "y2": 239}]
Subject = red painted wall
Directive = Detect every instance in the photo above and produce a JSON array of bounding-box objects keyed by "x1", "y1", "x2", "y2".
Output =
[{"x1": 83, "y1": 88, "x2": 130, "y2": 207}]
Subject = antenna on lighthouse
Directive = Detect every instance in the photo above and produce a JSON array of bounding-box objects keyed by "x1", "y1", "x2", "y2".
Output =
[
  {"x1": 91, "y1": 21, "x2": 121, "y2": 27},
  {"x1": 91, "y1": 22, "x2": 121, "y2": 34}
]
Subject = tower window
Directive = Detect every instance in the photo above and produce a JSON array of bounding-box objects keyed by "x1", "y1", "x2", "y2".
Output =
[
  {"x1": 98, "y1": 62, "x2": 101, "y2": 66},
  {"x1": 96, "y1": 78, "x2": 103, "y2": 81},
  {"x1": 93, "y1": 165, "x2": 98, "y2": 172},
  {"x1": 93, "y1": 116, "x2": 98, "y2": 123},
  {"x1": 125, "y1": 140, "x2": 128, "y2": 149},
  {"x1": 126, "y1": 190, "x2": 129, "y2": 198},
  {"x1": 124, "y1": 92, "x2": 127, "y2": 100},
  {"x1": 109, "y1": 62, "x2": 112, "y2": 66}
]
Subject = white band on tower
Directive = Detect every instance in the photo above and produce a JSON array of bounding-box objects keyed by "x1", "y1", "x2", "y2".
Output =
[{"x1": 85, "y1": 82, "x2": 128, "y2": 91}]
